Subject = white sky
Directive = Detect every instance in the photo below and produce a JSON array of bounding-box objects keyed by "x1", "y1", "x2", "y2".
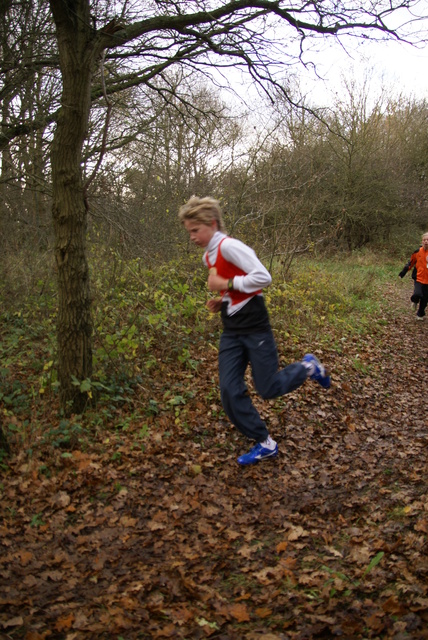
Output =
[
  {"x1": 223, "y1": 23, "x2": 428, "y2": 114},
  {"x1": 303, "y1": 36, "x2": 428, "y2": 107},
  {"x1": 215, "y1": 4, "x2": 428, "y2": 115},
  {"x1": 297, "y1": 1, "x2": 428, "y2": 107}
]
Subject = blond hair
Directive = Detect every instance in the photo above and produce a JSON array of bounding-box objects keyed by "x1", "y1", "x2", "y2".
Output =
[{"x1": 178, "y1": 196, "x2": 226, "y2": 232}]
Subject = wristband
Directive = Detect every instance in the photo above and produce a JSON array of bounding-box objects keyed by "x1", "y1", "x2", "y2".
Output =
[{"x1": 228, "y1": 278, "x2": 234, "y2": 290}]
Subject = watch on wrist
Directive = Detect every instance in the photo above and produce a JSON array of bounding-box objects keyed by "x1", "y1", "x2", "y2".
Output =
[{"x1": 228, "y1": 278, "x2": 234, "y2": 290}]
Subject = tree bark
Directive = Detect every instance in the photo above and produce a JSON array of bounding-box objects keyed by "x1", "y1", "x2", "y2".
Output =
[{"x1": 49, "y1": 0, "x2": 96, "y2": 413}]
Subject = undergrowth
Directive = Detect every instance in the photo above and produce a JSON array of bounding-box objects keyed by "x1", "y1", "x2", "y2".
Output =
[{"x1": 0, "y1": 248, "x2": 399, "y2": 464}]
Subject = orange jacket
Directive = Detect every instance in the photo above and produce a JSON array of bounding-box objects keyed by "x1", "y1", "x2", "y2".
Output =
[{"x1": 409, "y1": 247, "x2": 428, "y2": 285}]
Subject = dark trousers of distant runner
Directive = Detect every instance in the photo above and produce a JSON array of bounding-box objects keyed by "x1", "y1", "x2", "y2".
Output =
[{"x1": 412, "y1": 282, "x2": 428, "y2": 317}]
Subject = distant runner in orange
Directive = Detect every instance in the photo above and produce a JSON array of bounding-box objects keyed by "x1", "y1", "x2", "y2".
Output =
[{"x1": 399, "y1": 232, "x2": 428, "y2": 321}]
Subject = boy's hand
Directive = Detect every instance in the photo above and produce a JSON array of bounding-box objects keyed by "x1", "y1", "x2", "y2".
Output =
[
  {"x1": 207, "y1": 273, "x2": 229, "y2": 291},
  {"x1": 206, "y1": 298, "x2": 222, "y2": 313}
]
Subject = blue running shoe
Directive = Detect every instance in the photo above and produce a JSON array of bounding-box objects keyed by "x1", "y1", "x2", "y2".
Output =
[
  {"x1": 302, "y1": 353, "x2": 331, "y2": 389},
  {"x1": 237, "y1": 442, "x2": 278, "y2": 466}
]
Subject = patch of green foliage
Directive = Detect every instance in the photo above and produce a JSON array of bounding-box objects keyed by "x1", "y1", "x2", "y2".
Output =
[
  {"x1": 268, "y1": 253, "x2": 395, "y2": 354},
  {"x1": 0, "y1": 246, "x2": 397, "y2": 461},
  {"x1": 91, "y1": 249, "x2": 212, "y2": 381}
]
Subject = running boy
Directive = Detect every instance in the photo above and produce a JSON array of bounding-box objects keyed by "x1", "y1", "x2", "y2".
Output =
[
  {"x1": 399, "y1": 232, "x2": 428, "y2": 320},
  {"x1": 399, "y1": 244, "x2": 421, "y2": 312},
  {"x1": 178, "y1": 196, "x2": 331, "y2": 466}
]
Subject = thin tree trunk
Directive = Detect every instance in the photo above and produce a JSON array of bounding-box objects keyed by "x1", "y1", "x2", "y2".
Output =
[{"x1": 49, "y1": 0, "x2": 95, "y2": 413}]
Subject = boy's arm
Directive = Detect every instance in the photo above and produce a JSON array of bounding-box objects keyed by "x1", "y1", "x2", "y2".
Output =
[
  {"x1": 408, "y1": 248, "x2": 420, "y2": 271},
  {"x1": 221, "y1": 238, "x2": 272, "y2": 292},
  {"x1": 399, "y1": 260, "x2": 411, "y2": 278},
  {"x1": 399, "y1": 248, "x2": 420, "y2": 277},
  {"x1": 206, "y1": 297, "x2": 223, "y2": 312},
  {"x1": 207, "y1": 274, "x2": 230, "y2": 291}
]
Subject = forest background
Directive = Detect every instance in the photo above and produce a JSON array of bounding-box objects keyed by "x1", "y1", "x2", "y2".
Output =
[{"x1": 1, "y1": 2, "x2": 428, "y2": 637}]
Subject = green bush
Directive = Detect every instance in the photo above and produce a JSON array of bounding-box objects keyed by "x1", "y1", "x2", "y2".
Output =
[{"x1": 0, "y1": 247, "x2": 397, "y2": 459}]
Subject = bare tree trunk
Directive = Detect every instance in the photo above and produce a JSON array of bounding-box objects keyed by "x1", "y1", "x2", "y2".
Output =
[{"x1": 49, "y1": 0, "x2": 95, "y2": 413}]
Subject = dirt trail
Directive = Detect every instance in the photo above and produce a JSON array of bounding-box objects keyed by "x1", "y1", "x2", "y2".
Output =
[{"x1": 1, "y1": 279, "x2": 427, "y2": 639}]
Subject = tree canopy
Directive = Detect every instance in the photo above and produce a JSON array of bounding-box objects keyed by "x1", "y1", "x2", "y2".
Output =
[{"x1": 2, "y1": 0, "x2": 425, "y2": 151}]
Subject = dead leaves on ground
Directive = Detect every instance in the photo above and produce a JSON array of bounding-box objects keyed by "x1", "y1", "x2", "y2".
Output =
[{"x1": 1, "y1": 292, "x2": 428, "y2": 639}]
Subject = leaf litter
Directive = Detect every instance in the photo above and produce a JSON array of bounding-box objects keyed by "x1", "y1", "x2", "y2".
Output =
[{"x1": 0, "y1": 281, "x2": 427, "y2": 639}]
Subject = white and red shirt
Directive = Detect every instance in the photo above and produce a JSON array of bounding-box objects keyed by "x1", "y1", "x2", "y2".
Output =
[{"x1": 203, "y1": 232, "x2": 272, "y2": 333}]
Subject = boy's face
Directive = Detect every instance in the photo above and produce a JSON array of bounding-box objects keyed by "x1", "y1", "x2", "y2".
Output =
[
  {"x1": 422, "y1": 235, "x2": 428, "y2": 251},
  {"x1": 184, "y1": 219, "x2": 217, "y2": 248}
]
